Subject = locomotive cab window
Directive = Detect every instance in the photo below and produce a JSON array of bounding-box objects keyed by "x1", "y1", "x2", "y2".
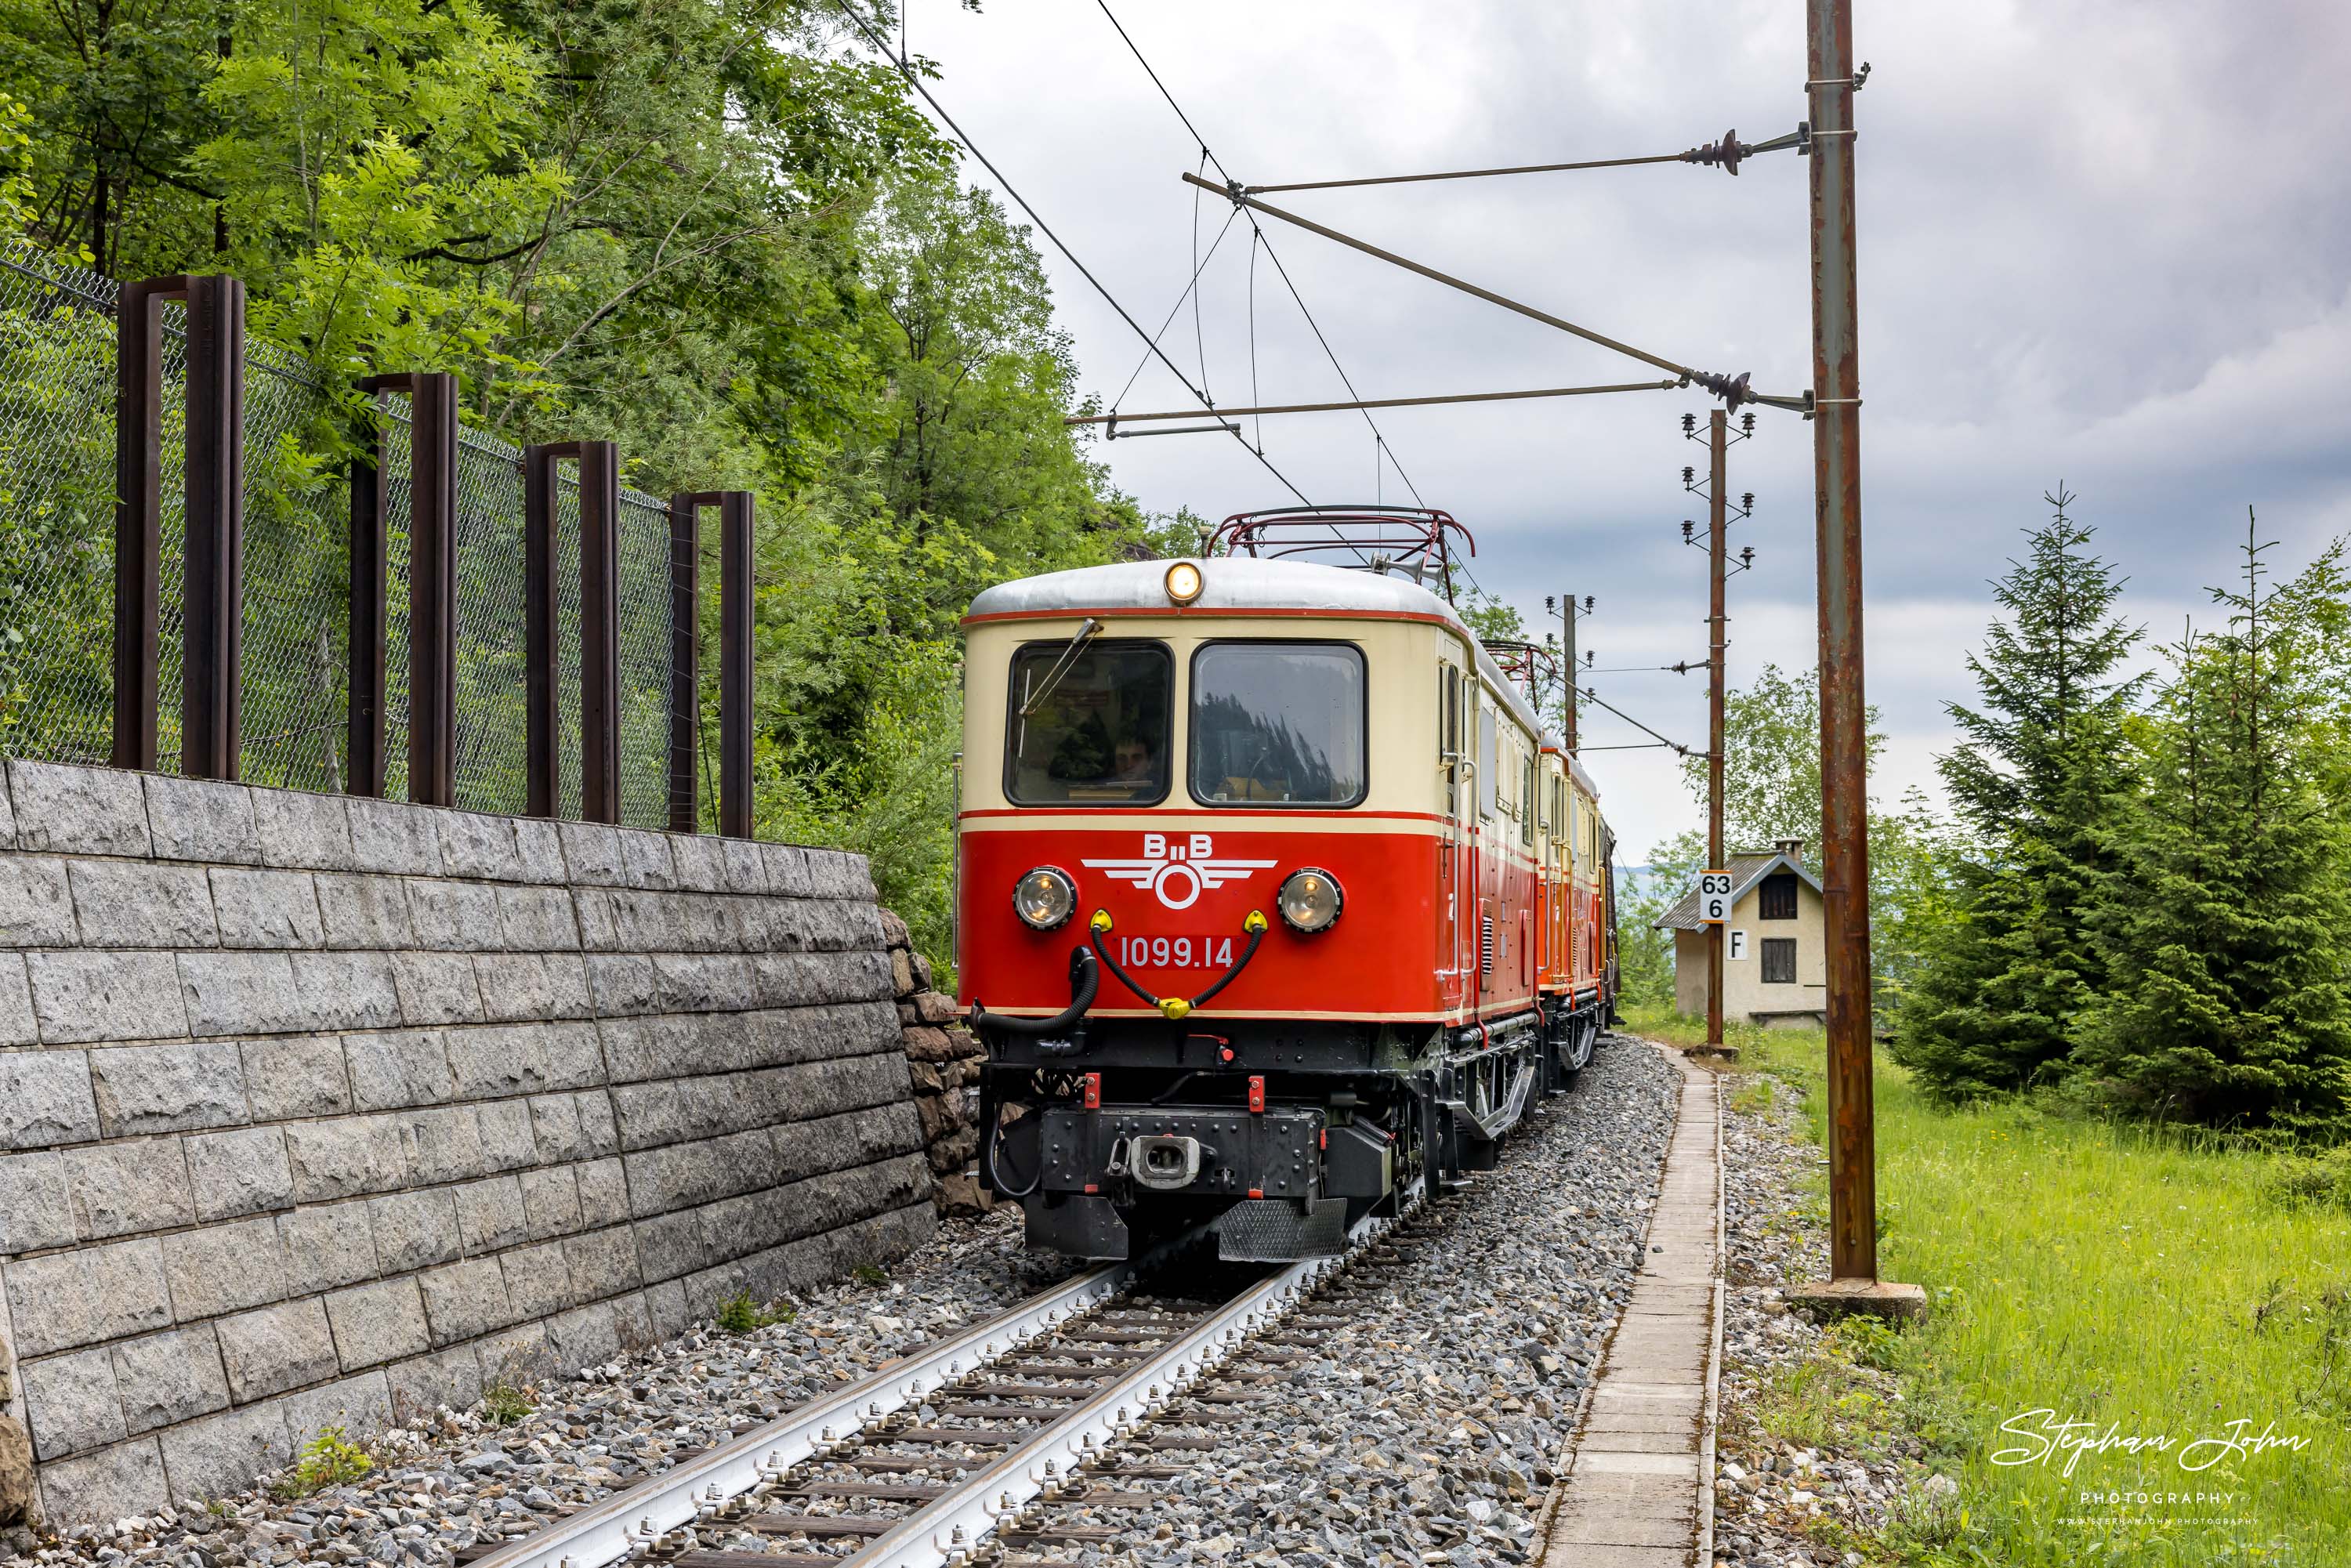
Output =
[
  {"x1": 1190, "y1": 641, "x2": 1367, "y2": 806},
  {"x1": 1004, "y1": 639, "x2": 1172, "y2": 805}
]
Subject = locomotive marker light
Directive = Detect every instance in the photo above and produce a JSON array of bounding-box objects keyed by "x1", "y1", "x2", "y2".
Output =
[
  {"x1": 1013, "y1": 867, "x2": 1078, "y2": 930},
  {"x1": 1164, "y1": 559, "x2": 1204, "y2": 605},
  {"x1": 1277, "y1": 867, "x2": 1344, "y2": 933}
]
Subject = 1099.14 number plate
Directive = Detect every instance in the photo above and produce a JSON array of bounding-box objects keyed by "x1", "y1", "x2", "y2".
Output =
[{"x1": 1112, "y1": 934, "x2": 1238, "y2": 971}]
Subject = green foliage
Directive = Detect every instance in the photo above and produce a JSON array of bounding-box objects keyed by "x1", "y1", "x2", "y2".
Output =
[
  {"x1": 849, "y1": 1262, "x2": 889, "y2": 1285},
  {"x1": 2070, "y1": 524, "x2": 2351, "y2": 1134},
  {"x1": 195, "y1": 0, "x2": 555, "y2": 415},
  {"x1": 1894, "y1": 492, "x2": 2144, "y2": 1099},
  {"x1": 272, "y1": 1425, "x2": 372, "y2": 1497},
  {"x1": 0, "y1": 0, "x2": 222, "y2": 273},
  {"x1": 1609, "y1": 867, "x2": 1678, "y2": 1009},
  {"x1": 0, "y1": 277, "x2": 115, "y2": 753},
  {"x1": 2262, "y1": 1146, "x2": 2351, "y2": 1213},
  {"x1": 715, "y1": 1291, "x2": 793, "y2": 1334},
  {"x1": 1676, "y1": 661, "x2": 1869, "y2": 848},
  {"x1": 1454, "y1": 582, "x2": 1525, "y2": 643},
  {"x1": 0, "y1": 92, "x2": 33, "y2": 237},
  {"x1": 478, "y1": 1374, "x2": 533, "y2": 1427}
]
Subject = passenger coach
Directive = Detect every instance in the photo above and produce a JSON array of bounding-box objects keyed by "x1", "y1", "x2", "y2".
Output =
[{"x1": 957, "y1": 531, "x2": 1617, "y2": 1262}]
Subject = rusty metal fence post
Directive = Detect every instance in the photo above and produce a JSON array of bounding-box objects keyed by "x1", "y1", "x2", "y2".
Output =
[
  {"x1": 576, "y1": 443, "x2": 621, "y2": 825},
  {"x1": 114, "y1": 274, "x2": 246, "y2": 776},
  {"x1": 717, "y1": 492, "x2": 754, "y2": 840},
  {"x1": 111, "y1": 278, "x2": 173, "y2": 771},
  {"x1": 668, "y1": 491, "x2": 756, "y2": 838},
  {"x1": 666, "y1": 494, "x2": 701, "y2": 834},
  {"x1": 350, "y1": 389, "x2": 391, "y2": 797},
  {"x1": 353, "y1": 373, "x2": 458, "y2": 803},
  {"x1": 523, "y1": 444, "x2": 560, "y2": 818},
  {"x1": 523, "y1": 440, "x2": 621, "y2": 824},
  {"x1": 180, "y1": 276, "x2": 245, "y2": 780}
]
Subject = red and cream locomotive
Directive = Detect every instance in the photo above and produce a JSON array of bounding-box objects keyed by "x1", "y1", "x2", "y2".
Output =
[{"x1": 956, "y1": 508, "x2": 1617, "y2": 1261}]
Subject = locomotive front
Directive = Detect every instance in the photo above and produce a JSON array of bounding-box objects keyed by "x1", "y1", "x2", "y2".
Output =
[{"x1": 956, "y1": 556, "x2": 1459, "y2": 1261}]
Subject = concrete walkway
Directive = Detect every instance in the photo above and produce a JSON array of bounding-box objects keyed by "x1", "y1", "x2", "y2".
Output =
[{"x1": 1537, "y1": 1042, "x2": 1722, "y2": 1567}]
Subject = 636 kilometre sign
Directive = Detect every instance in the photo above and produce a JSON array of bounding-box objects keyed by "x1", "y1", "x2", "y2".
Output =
[{"x1": 1699, "y1": 871, "x2": 1733, "y2": 925}]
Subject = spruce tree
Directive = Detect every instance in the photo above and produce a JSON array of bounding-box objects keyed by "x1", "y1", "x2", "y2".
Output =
[
  {"x1": 2071, "y1": 521, "x2": 2351, "y2": 1132},
  {"x1": 1893, "y1": 488, "x2": 2142, "y2": 1099}
]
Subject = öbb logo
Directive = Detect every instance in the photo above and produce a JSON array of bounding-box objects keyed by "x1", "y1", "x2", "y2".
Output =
[{"x1": 1082, "y1": 833, "x2": 1276, "y2": 911}]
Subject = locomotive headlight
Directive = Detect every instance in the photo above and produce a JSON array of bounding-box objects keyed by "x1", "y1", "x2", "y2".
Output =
[
  {"x1": 1164, "y1": 559, "x2": 1204, "y2": 606},
  {"x1": 1277, "y1": 867, "x2": 1343, "y2": 933},
  {"x1": 1012, "y1": 866, "x2": 1078, "y2": 930}
]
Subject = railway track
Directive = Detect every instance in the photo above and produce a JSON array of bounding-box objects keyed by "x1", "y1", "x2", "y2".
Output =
[{"x1": 459, "y1": 1183, "x2": 1434, "y2": 1568}]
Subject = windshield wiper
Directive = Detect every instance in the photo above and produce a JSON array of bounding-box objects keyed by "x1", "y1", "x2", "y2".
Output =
[{"x1": 1019, "y1": 617, "x2": 1103, "y2": 717}]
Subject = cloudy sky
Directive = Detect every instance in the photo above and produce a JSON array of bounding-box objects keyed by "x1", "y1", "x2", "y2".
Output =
[{"x1": 878, "y1": 0, "x2": 2351, "y2": 860}]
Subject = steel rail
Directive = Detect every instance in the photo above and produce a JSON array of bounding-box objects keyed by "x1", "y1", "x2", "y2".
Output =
[
  {"x1": 842, "y1": 1183, "x2": 1425, "y2": 1568},
  {"x1": 463, "y1": 1263, "x2": 1128, "y2": 1568}
]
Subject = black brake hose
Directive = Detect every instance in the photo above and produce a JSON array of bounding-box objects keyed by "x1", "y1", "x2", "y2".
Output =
[
  {"x1": 984, "y1": 1112, "x2": 1045, "y2": 1199},
  {"x1": 1089, "y1": 909, "x2": 1270, "y2": 1020},
  {"x1": 1187, "y1": 918, "x2": 1267, "y2": 1009},
  {"x1": 1089, "y1": 919, "x2": 1163, "y2": 1008},
  {"x1": 967, "y1": 945, "x2": 1099, "y2": 1036}
]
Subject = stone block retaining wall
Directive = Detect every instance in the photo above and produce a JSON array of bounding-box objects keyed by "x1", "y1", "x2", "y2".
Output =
[{"x1": 0, "y1": 761, "x2": 933, "y2": 1530}]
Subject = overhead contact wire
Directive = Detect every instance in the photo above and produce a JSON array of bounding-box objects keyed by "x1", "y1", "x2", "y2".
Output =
[
  {"x1": 833, "y1": 1, "x2": 1313, "y2": 506},
  {"x1": 1109, "y1": 205, "x2": 1240, "y2": 413},
  {"x1": 1093, "y1": 0, "x2": 1422, "y2": 520}
]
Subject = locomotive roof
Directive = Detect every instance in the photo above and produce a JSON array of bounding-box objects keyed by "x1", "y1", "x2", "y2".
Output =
[{"x1": 966, "y1": 557, "x2": 1591, "y2": 789}]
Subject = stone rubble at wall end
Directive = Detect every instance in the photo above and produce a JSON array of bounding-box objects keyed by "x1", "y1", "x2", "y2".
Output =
[{"x1": 876, "y1": 913, "x2": 989, "y2": 1219}]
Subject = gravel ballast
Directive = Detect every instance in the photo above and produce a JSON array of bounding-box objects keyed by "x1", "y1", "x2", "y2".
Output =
[
  {"x1": 1710, "y1": 1066, "x2": 1954, "y2": 1568},
  {"x1": 2, "y1": 1216, "x2": 1074, "y2": 1568},
  {"x1": 1022, "y1": 1034, "x2": 1683, "y2": 1566}
]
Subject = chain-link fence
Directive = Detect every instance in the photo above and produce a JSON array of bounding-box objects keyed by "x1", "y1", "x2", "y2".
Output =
[{"x1": 0, "y1": 241, "x2": 705, "y2": 830}]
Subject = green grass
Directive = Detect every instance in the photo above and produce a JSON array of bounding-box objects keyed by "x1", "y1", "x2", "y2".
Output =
[
  {"x1": 715, "y1": 1290, "x2": 795, "y2": 1334},
  {"x1": 270, "y1": 1425, "x2": 372, "y2": 1498},
  {"x1": 1619, "y1": 1001, "x2": 2351, "y2": 1565}
]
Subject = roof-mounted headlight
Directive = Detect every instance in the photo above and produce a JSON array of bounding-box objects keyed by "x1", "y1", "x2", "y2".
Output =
[
  {"x1": 1013, "y1": 866, "x2": 1078, "y2": 930},
  {"x1": 1278, "y1": 867, "x2": 1343, "y2": 933},
  {"x1": 1165, "y1": 559, "x2": 1204, "y2": 606}
]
